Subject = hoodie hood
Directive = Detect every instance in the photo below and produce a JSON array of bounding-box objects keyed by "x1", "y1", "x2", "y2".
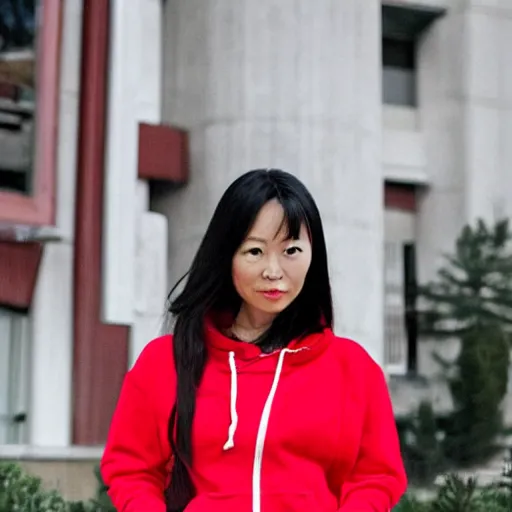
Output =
[{"x1": 204, "y1": 311, "x2": 333, "y2": 369}]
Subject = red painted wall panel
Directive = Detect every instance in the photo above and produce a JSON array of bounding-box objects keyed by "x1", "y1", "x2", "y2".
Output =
[
  {"x1": 384, "y1": 183, "x2": 417, "y2": 212},
  {"x1": 72, "y1": 0, "x2": 129, "y2": 445}
]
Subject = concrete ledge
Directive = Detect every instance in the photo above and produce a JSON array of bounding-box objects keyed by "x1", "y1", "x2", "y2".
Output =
[{"x1": 0, "y1": 444, "x2": 104, "y2": 461}]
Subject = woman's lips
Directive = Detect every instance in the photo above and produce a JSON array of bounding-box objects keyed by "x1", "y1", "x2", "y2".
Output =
[{"x1": 259, "y1": 289, "x2": 287, "y2": 300}]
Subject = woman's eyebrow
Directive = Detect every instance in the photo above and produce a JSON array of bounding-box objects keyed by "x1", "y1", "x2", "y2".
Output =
[{"x1": 244, "y1": 236, "x2": 267, "y2": 244}]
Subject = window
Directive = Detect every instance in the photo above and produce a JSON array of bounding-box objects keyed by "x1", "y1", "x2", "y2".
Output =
[
  {"x1": 381, "y1": 3, "x2": 445, "y2": 107},
  {"x1": 0, "y1": 308, "x2": 30, "y2": 444},
  {"x1": 0, "y1": 0, "x2": 62, "y2": 227},
  {"x1": 382, "y1": 37, "x2": 416, "y2": 107},
  {"x1": 384, "y1": 203, "x2": 419, "y2": 375},
  {"x1": 384, "y1": 241, "x2": 418, "y2": 375},
  {"x1": 0, "y1": 1, "x2": 37, "y2": 194}
]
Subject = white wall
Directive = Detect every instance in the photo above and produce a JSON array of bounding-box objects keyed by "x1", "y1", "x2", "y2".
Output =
[
  {"x1": 131, "y1": 181, "x2": 168, "y2": 368},
  {"x1": 158, "y1": 0, "x2": 385, "y2": 364},
  {"x1": 463, "y1": 2, "x2": 512, "y2": 221},
  {"x1": 103, "y1": 0, "x2": 168, "y2": 365},
  {"x1": 29, "y1": 0, "x2": 83, "y2": 446},
  {"x1": 384, "y1": 209, "x2": 416, "y2": 243},
  {"x1": 103, "y1": 0, "x2": 163, "y2": 327},
  {"x1": 416, "y1": 0, "x2": 512, "y2": 284}
]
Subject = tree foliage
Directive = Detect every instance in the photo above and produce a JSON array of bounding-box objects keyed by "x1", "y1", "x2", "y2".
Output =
[
  {"x1": 419, "y1": 219, "x2": 512, "y2": 466},
  {"x1": 421, "y1": 219, "x2": 512, "y2": 337}
]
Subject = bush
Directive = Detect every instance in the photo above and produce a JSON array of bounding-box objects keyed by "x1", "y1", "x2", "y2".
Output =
[
  {"x1": 394, "y1": 494, "x2": 431, "y2": 512},
  {"x1": 0, "y1": 462, "x2": 115, "y2": 512},
  {"x1": 395, "y1": 448, "x2": 512, "y2": 511},
  {"x1": 0, "y1": 462, "x2": 67, "y2": 512},
  {"x1": 398, "y1": 401, "x2": 446, "y2": 486}
]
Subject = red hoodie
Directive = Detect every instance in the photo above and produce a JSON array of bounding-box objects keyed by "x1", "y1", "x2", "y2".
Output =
[{"x1": 100, "y1": 318, "x2": 407, "y2": 511}]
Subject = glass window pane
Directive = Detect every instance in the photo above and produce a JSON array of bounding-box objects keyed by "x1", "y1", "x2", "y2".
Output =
[
  {"x1": 382, "y1": 37, "x2": 416, "y2": 106},
  {"x1": 382, "y1": 38, "x2": 415, "y2": 69},
  {"x1": 383, "y1": 67, "x2": 416, "y2": 106},
  {"x1": 0, "y1": 0, "x2": 38, "y2": 195}
]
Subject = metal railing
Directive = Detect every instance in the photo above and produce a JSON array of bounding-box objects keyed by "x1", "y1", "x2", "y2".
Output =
[
  {"x1": 0, "y1": 308, "x2": 29, "y2": 444},
  {"x1": 384, "y1": 241, "x2": 409, "y2": 374}
]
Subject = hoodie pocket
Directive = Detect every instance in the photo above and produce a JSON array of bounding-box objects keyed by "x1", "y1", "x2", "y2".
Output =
[{"x1": 184, "y1": 490, "x2": 327, "y2": 512}]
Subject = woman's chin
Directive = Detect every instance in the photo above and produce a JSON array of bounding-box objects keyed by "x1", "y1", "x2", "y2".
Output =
[{"x1": 251, "y1": 298, "x2": 291, "y2": 316}]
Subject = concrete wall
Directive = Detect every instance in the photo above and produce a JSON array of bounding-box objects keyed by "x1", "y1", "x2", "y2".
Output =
[
  {"x1": 158, "y1": 0, "x2": 385, "y2": 364},
  {"x1": 2, "y1": 444, "x2": 103, "y2": 502},
  {"x1": 16, "y1": 459, "x2": 98, "y2": 502},
  {"x1": 417, "y1": 0, "x2": 512, "y2": 284},
  {"x1": 383, "y1": 106, "x2": 427, "y2": 184},
  {"x1": 29, "y1": 0, "x2": 83, "y2": 447}
]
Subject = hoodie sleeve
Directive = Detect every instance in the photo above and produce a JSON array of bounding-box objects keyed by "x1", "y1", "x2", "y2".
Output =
[
  {"x1": 100, "y1": 340, "x2": 171, "y2": 512},
  {"x1": 338, "y1": 359, "x2": 407, "y2": 511}
]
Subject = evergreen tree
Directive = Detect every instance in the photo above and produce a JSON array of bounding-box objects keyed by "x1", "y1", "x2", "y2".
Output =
[
  {"x1": 402, "y1": 401, "x2": 445, "y2": 485},
  {"x1": 420, "y1": 219, "x2": 512, "y2": 466}
]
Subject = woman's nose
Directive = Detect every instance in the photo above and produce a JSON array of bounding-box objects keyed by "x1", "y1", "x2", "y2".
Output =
[{"x1": 262, "y1": 255, "x2": 283, "y2": 280}]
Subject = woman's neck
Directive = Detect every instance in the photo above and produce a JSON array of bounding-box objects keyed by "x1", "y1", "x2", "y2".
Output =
[{"x1": 231, "y1": 305, "x2": 275, "y2": 342}]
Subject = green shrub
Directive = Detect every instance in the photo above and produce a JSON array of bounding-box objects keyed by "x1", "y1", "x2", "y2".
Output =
[
  {"x1": 395, "y1": 448, "x2": 512, "y2": 511},
  {"x1": 0, "y1": 462, "x2": 115, "y2": 512},
  {"x1": 0, "y1": 462, "x2": 67, "y2": 512},
  {"x1": 394, "y1": 493, "x2": 431, "y2": 512},
  {"x1": 399, "y1": 401, "x2": 446, "y2": 486}
]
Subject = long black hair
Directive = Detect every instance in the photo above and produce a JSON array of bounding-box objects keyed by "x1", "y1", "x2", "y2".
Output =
[{"x1": 164, "y1": 169, "x2": 333, "y2": 511}]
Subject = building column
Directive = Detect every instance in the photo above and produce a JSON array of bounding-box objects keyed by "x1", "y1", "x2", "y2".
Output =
[{"x1": 159, "y1": 0, "x2": 384, "y2": 363}]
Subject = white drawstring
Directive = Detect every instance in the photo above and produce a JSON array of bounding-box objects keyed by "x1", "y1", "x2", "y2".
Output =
[
  {"x1": 222, "y1": 347, "x2": 308, "y2": 453},
  {"x1": 223, "y1": 351, "x2": 238, "y2": 451},
  {"x1": 221, "y1": 347, "x2": 308, "y2": 511},
  {"x1": 252, "y1": 348, "x2": 289, "y2": 512}
]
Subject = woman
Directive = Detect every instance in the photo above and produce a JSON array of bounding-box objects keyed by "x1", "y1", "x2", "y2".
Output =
[{"x1": 100, "y1": 169, "x2": 407, "y2": 512}]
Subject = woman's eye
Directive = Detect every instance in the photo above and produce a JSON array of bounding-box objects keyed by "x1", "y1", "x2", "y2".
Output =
[
  {"x1": 246, "y1": 248, "x2": 262, "y2": 256},
  {"x1": 285, "y1": 246, "x2": 302, "y2": 256}
]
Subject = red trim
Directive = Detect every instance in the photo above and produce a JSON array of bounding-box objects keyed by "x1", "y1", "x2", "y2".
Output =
[
  {"x1": 72, "y1": 0, "x2": 129, "y2": 445},
  {"x1": 0, "y1": 0, "x2": 62, "y2": 226},
  {"x1": 138, "y1": 123, "x2": 189, "y2": 183},
  {"x1": 384, "y1": 183, "x2": 417, "y2": 212},
  {"x1": 0, "y1": 242, "x2": 42, "y2": 309}
]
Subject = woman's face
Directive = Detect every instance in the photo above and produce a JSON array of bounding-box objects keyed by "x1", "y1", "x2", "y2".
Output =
[{"x1": 232, "y1": 200, "x2": 312, "y2": 325}]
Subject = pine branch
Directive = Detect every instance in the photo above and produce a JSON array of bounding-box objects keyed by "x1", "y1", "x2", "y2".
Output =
[{"x1": 478, "y1": 306, "x2": 512, "y2": 325}]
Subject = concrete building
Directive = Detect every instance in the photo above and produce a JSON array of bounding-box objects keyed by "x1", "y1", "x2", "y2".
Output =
[{"x1": 0, "y1": 0, "x2": 511, "y2": 499}]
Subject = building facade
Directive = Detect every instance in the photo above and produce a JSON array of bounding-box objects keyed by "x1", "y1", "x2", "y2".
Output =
[{"x1": 0, "y1": 0, "x2": 511, "y2": 495}]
